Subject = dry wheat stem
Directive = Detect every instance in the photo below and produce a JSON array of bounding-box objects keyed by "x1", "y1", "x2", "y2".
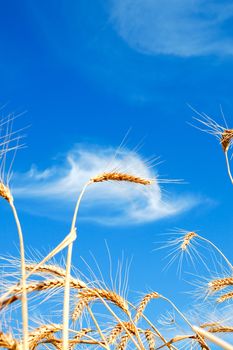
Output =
[
  {"x1": 63, "y1": 180, "x2": 91, "y2": 350},
  {"x1": 160, "y1": 294, "x2": 208, "y2": 349},
  {"x1": 40, "y1": 336, "x2": 105, "y2": 349},
  {"x1": 225, "y1": 151, "x2": 233, "y2": 185},
  {"x1": 91, "y1": 172, "x2": 152, "y2": 185},
  {"x1": 26, "y1": 228, "x2": 77, "y2": 279},
  {"x1": 193, "y1": 326, "x2": 233, "y2": 350},
  {"x1": 155, "y1": 335, "x2": 196, "y2": 350},
  {"x1": 9, "y1": 199, "x2": 29, "y2": 350},
  {"x1": 86, "y1": 305, "x2": 110, "y2": 350},
  {"x1": 90, "y1": 292, "x2": 142, "y2": 350},
  {"x1": 198, "y1": 235, "x2": 233, "y2": 270},
  {"x1": 0, "y1": 236, "x2": 79, "y2": 306}
]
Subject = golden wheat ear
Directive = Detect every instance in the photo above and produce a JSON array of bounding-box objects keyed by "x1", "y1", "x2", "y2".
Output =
[
  {"x1": 91, "y1": 172, "x2": 152, "y2": 185},
  {"x1": 0, "y1": 183, "x2": 12, "y2": 202},
  {"x1": 221, "y1": 129, "x2": 233, "y2": 152}
]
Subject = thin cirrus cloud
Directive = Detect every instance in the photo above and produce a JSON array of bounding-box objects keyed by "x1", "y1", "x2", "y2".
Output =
[
  {"x1": 110, "y1": 0, "x2": 233, "y2": 57},
  {"x1": 12, "y1": 144, "x2": 198, "y2": 225}
]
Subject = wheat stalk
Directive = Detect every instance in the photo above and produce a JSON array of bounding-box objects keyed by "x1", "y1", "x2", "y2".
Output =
[{"x1": 193, "y1": 326, "x2": 233, "y2": 350}]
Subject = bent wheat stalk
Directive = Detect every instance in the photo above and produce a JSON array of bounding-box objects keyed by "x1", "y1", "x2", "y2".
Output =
[
  {"x1": 63, "y1": 172, "x2": 151, "y2": 350},
  {"x1": 63, "y1": 180, "x2": 91, "y2": 350}
]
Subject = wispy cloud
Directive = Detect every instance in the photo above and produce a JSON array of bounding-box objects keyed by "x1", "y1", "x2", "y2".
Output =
[
  {"x1": 12, "y1": 144, "x2": 198, "y2": 225},
  {"x1": 111, "y1": 0, "x2": 233, "y2": 57}
]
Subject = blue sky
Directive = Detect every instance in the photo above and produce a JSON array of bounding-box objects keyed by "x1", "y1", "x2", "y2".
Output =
[{"x1": 0, "y1": 0, "x2": 233, "y2": 338}]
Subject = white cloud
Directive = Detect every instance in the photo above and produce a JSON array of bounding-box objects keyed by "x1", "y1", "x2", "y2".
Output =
[
  {"x1": 110, "y1": 0, "x2": 233, "y2": 57},
  {"x1": 12, "y1": 144, "x2": 198, "y2": 225}
]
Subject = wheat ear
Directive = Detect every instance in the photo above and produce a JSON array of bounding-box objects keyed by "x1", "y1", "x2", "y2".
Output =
[
  {"x1": 205, "y1": 326, "x2": 233, "y2": 333},
  {"x1": 180, "y1": 231, "x2": 197, "y2": 251},
  {"x1": 0, "y1": 278, "x2": 86, "y2": 309},
  {"x1": 28, "y1": 324, "x2": 62, "y2": 350},
  {"x1": 217, "y1": 291, "x2": 233, "y2": 303},
  {"x1": 91, "y1": 172, "x2": 152, "y2": 185},
  {"x1": 208, "y1": 277, "x2": 233, "y2": 293},
  {"x1": 134, "y1": 292, "x2": 160, "y2": 323},
  {"x1": 127, "y1": 300, "x2": 172, "y2": 350},
  {"x1": 108, "y1": 324, "x2": 124, "y2": 344},
  {"x1": 145, "y1": 329, "x2": 156, "y2": 350},
  {"x1": 0, "y1": 332, "x2": 19, "y2": 350},
  {"x1": 78, "y1": 287, "x2": 129, "y2": 314}
]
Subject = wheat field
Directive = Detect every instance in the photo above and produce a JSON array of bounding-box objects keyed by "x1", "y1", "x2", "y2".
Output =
[{"x1": 0, "y1": 112, "x2": 232, "y2": 350}]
